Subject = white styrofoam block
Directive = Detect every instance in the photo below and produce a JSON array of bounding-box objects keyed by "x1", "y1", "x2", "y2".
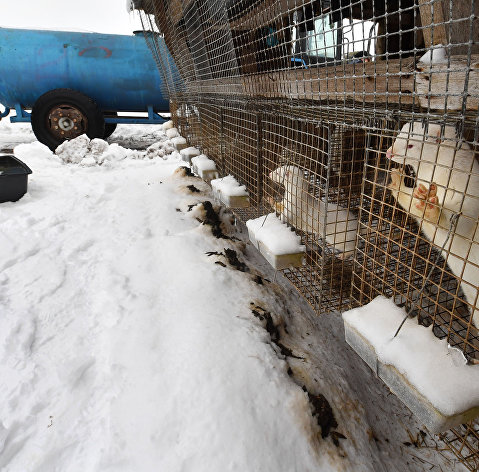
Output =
[
  {"x1": 180, "y1": 146, "x2": 201, "y2": 164},
  {"x1": 343, "y1": 296, "x2": 479, "y2": 433},
  {"x1": 162, "y1": 120, "x2": 174, "y2": 130},
  {"x1": 256, "y1": 240, "x2": 305, "y2": 270},
  {"x1": 191, "y1": 155, "x2": 219, "y2": 183},
  {"x1": 211, "y1": 175, "x2": 250, "y2": 209},
  {"x1": 199, "y1": 169, "x2": 219, "y2": 183},
  {"x1": 166, "y1": 127, "x2": 179, "y2": 139},
  {"x1": 170, "y1": 136, "x2": 187, "y2": 151},
  {"x1": 246, "y1": 214, "x2": 305, "y2": 270}
]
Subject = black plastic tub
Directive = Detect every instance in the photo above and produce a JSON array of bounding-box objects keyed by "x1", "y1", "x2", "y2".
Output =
[{"x1": 0, "y1": 154, "x2": 32, "y2": 203}]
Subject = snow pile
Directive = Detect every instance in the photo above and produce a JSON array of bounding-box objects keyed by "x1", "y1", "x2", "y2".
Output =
[
  {"x1": 0, "y1": 139, "x2": 331, "y2": 472},
  {"x1": 211, "y1": 174, "x2": 248, "y2": 197},
  {"x1": 145, "y1": 140, "x2": 176, "y2": 159},
  {"x1": 247, "y1": 213, "x2": 305, "y2": 255},
  {"x1": 419, "y1": 45, "x2": 448, "y2": 64},
  {"x1": 52, "y1": 134, "x2": 181, "y2": 166},
  {"x1": 342, "y1": 296, "x2": 479, "y2": 416},
  {"x1": 55, "y1": 134, "x2": 140, "y2": 165}
]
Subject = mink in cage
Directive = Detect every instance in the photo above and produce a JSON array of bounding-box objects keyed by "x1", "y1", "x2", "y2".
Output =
[
  {"x1": 267, "y1": 165, "x2": 365, "y2": 259},
  {"x1": 386, "y1": 121, "x2": 479, "y2": 329}
]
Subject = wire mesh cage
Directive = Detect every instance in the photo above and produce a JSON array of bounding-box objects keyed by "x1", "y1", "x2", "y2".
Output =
[{"x1": 132, "y1": 0, "x2": 479, "y2": 463}]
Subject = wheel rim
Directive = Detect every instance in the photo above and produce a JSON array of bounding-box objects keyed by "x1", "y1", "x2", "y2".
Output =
[{"x1": 47, "y1": 104, "x2": 88, "y2": 140}]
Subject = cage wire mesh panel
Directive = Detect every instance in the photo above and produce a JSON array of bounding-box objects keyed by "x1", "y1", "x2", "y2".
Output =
[{"x1": 133, "y1": 0, "x2": 479, "y2": 462}]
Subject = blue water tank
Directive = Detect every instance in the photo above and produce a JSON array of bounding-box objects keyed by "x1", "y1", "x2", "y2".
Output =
[{"x1": 0, "y1": 27, "x2": 176, "y2": 112}]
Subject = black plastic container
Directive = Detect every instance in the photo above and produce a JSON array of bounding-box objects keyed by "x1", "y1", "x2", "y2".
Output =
[{"x1": 0, "y1": 154, "x2": 32, "y2": 203}]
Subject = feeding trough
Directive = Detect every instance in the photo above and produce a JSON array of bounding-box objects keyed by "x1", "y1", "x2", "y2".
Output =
[
  {"x1": 343, "y1": 296, "x2": 479, "y2": 433},
  {"x1": 246, "y1": 213, "x2": 305, "y2": 270},
  {"x1": 0, "y1": 154, "x2": 32, "y2": 203},
  {"x1": 191, "y1": 155, "x2": 219, "y2": 183},
  {"x1": 211, "y1": 175, "x2": 250, "y2": 208}
]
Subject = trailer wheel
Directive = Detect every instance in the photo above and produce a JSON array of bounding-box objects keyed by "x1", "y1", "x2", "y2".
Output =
[
  {"x1": 103, "y1": 112, "x2": 118, "y2": 139},
  {"x1": 31, "y1": 88, "x2": 105, "y2": 151}
]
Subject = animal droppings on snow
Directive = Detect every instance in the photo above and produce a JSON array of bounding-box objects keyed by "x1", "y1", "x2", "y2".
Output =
[
  {"x1": 247, "y1": 213, "x2": 305, "y2": 255},
  {"x1": 342, "y1": 296, "x2": 479, "y2": 417},
  {"x1": 419, "y1": 45, "x2": 448, "y2": 64},
  {"x1": 173, "y1": 166, "x2": 195, "y2": 178}
]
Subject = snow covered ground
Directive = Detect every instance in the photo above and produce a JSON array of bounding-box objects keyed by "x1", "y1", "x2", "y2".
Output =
[{"x1": 0, "y1": 119, "x2": 467, "y2": 471}]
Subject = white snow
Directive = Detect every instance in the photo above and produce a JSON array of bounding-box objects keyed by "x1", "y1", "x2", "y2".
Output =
[
  {"x1": 211, "y1": 174, "x2": 248, "y2": 197},
  {"x1": 54, "y1": 134, "x2": 175, "y2": 166},
  {"x1": 0, "y1": 133, "x2": 328, "y2": 472},
  {"x1": 247, "y1": 213, "x2": 305, "y2": 255},
  {"x1": 419, "y1": 45, "x2": 448, "y2": 64},
  {"x1": 342, "y1": 296, "x2": 479, "y2": 416}
]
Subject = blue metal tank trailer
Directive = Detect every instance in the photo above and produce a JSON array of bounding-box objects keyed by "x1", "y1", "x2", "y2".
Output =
[{"x1": 0, "y1": 27, "x2": 180, "y2": 150}]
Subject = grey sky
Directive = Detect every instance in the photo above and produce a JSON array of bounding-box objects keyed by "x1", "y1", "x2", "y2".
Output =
[{"x1": 0, "y1": 0, "x2": 141, "y2": 35}]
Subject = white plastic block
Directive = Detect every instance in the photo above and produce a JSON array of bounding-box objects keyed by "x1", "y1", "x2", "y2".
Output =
[
  {"x1": 246, "y1": 214, "x2": 305, "y2": 270},
  {"x1": 171, "y1": 136, "x2": 187, "y2": 151},
  {"x1": 191, "y1": 155, "x2": 219, "y2": 183},
  {"x1": 256, "y1": 240, "x2": 304, "y2": 270},
  {"x1": 180, "y1": 146, "x2": 201, "y2": 164},
  {"x1": 166, "y1": 127, "x2": 179, "y2": 139},
  {"x1": 198, "y1": 168, "x2": 219, "y2": 183},
  {"x1": 218, "y1": 194, "x2": 250, "y2": 208},
  {"x1": 162, "y1": 120, "x2": 174, "y2": 130},
  {"x1": 211, "y1": 175, "x2": 250, "y2": 209},
  {"x1": 343, "y1": 297, "x2": 479, "y2": 433}
]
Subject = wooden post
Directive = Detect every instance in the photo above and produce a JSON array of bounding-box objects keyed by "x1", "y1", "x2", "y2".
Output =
[{"x1": 418, "y1": 0, "x2": 479, "y2": 55}]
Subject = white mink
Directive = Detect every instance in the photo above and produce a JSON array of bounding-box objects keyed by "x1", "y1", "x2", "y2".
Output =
[
  {"x1": 387, "y1": 122, "x2": 479, "y2": 327},
  {"x1": 269, "y1": 165, "x2": 362, "y2": 259}
]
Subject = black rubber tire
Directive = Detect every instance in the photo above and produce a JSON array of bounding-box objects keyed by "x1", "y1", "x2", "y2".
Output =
[
  {"x1": 103, "y1": 112, "x2": 118, "y2": 139},
  {"x1": 31, "y1": 88, "x2": 105, "y2": 151}
]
